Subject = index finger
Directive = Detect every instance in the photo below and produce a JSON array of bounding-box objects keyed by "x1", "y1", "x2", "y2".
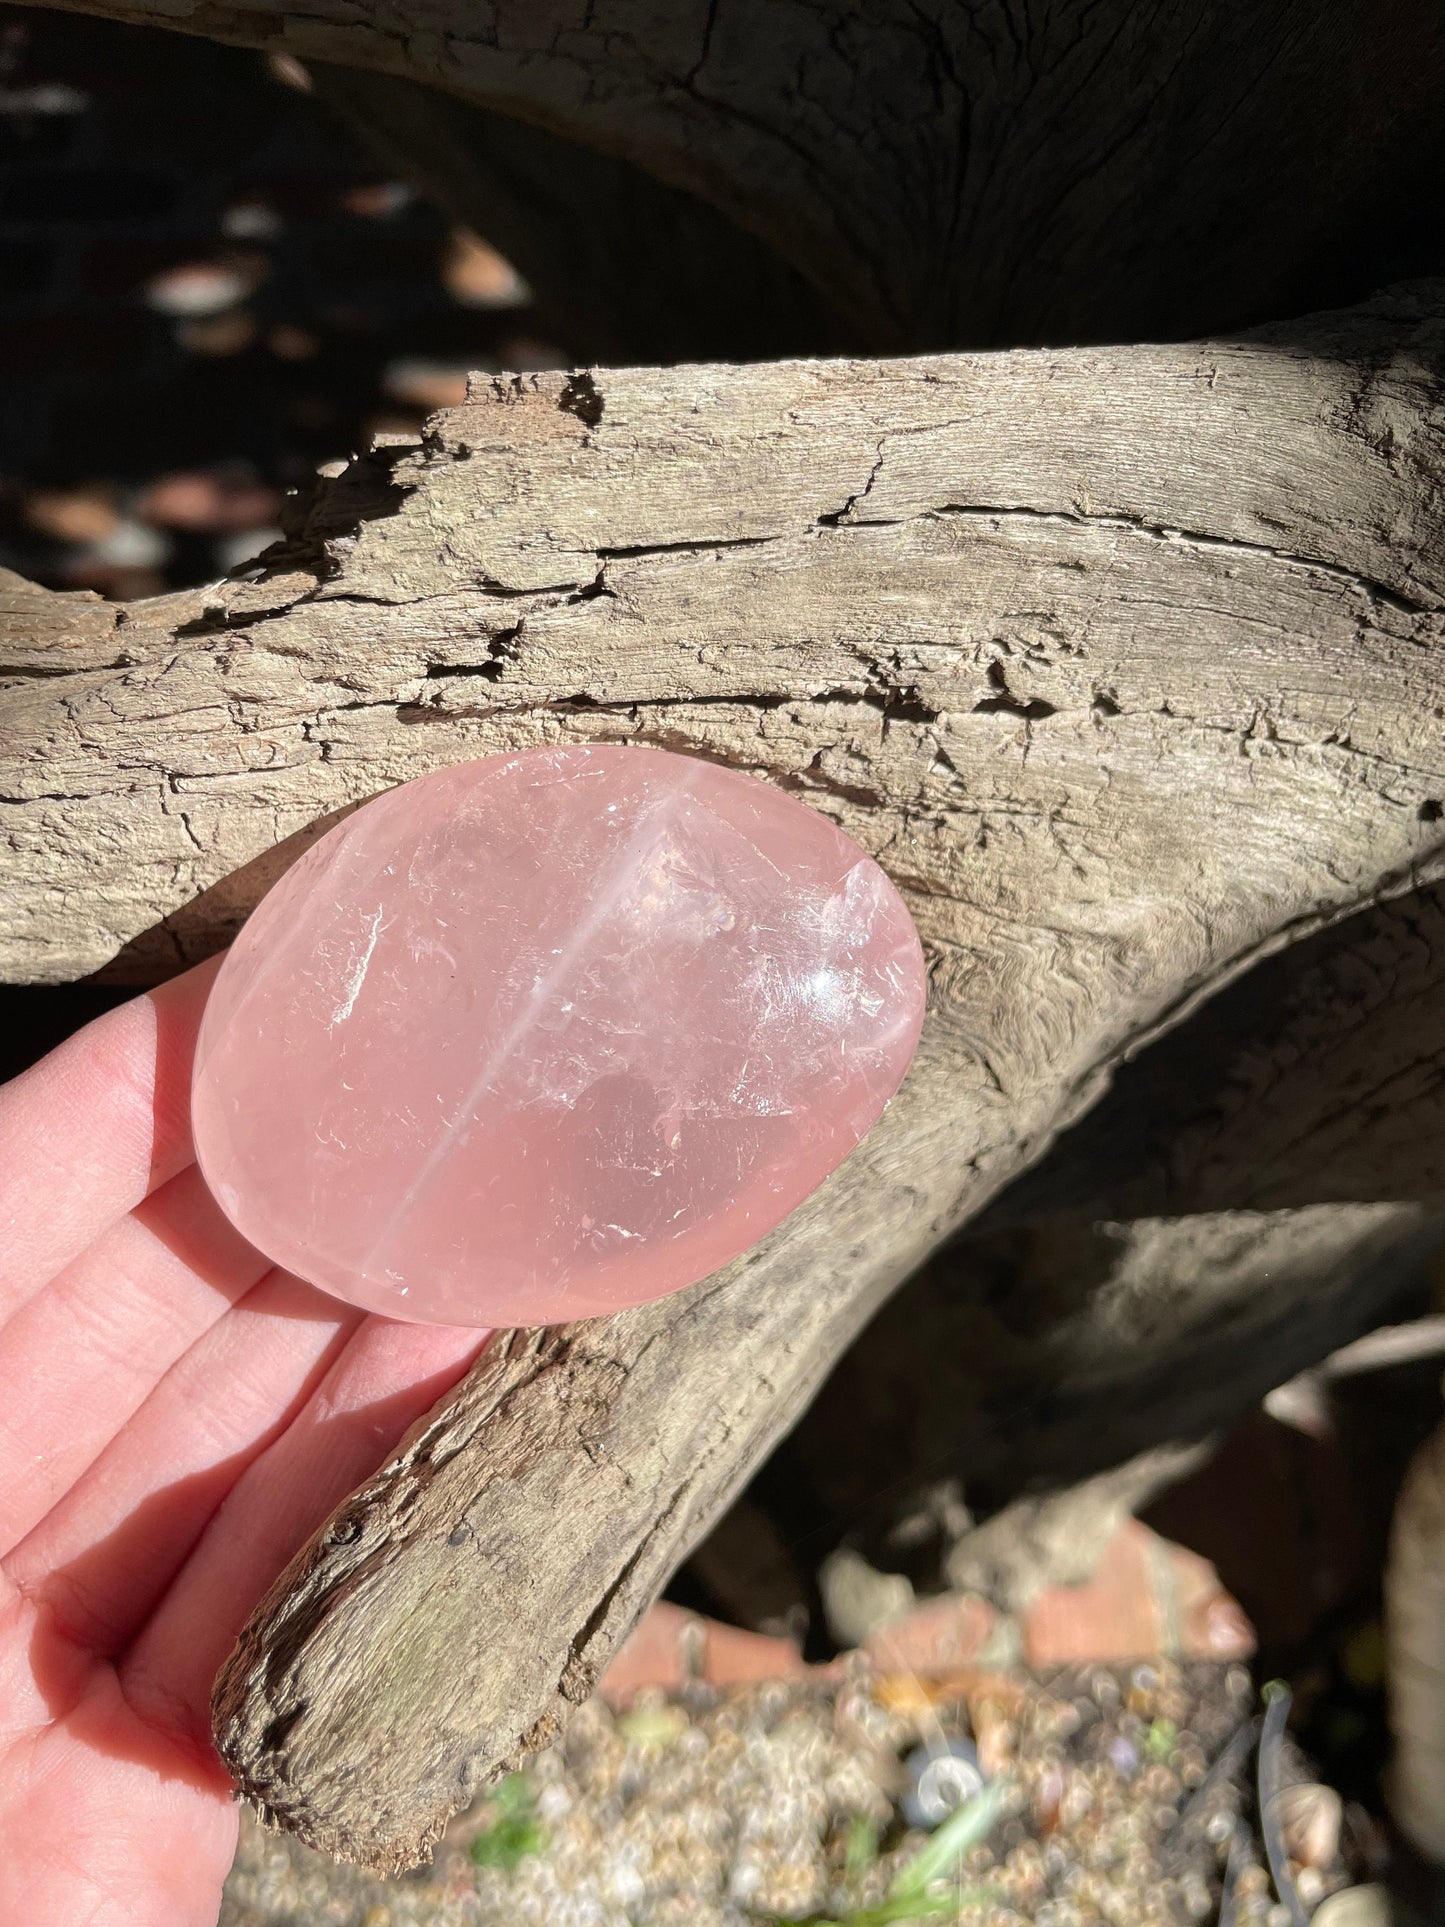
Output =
[{"x1": 0, "y1": 954, "x2": 222, "y2": 1322}]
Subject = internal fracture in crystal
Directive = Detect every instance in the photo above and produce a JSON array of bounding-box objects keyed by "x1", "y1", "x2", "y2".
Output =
[{"x1": 192, "y1": 745, "x2": 927, "y2": 1326}]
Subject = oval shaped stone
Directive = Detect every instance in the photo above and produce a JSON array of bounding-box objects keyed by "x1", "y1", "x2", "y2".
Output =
[{"x1": 192, "y1": 745, "x2": 927, "y2": 1327}]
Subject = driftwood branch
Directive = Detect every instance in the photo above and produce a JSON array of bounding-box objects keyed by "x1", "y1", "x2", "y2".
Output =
[
  {"x1": 213, "y1": 1234, "x2": 933, "y2": 1863},
  {"x1": 779, "y1": 863, "x2": 1445, "y2": 1584},
  {"x1": 6, "y1": 284, "x2": 1445, "y2": 1864},
  {"x1": 986, "y1": 877, "x2": 1445, "y2": 1225},
  {"x1": 793, "y1": 1200, "x2": 1440, "y2": 1577}
]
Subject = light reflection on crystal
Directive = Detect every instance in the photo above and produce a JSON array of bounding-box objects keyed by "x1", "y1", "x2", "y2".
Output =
[{"x1": 192, "y1": 744, "x2": 927, "y2": 1327}]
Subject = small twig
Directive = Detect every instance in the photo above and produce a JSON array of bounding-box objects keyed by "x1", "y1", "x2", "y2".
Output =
[
  {"x1": 1258, "y1": 1681, "x2": 1308, "y2": 1927},
  {"x1": 1158, "y1": 1713, "x2": 1260, "y2": 1878}
]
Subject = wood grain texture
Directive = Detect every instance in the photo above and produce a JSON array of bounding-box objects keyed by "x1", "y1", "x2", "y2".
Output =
[
  {"x1": 6, "y1": 283, "x2": 1445, "y2": 1864},
  {"x1": 986, "y1": 879, "x2": 1445, "y2": 1226}
]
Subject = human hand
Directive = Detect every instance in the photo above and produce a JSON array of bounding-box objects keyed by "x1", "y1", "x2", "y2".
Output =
[{"x1": 0, "y1": 959, "x2": 491, "y2": 1925}]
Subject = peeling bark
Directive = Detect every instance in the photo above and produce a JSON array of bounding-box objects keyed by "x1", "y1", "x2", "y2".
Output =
[{"x1": 6, "y1": 285, "x2": 1445, "y2": 1864}]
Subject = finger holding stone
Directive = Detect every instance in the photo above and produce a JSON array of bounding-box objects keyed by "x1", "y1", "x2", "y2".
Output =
[
  {"x1": 121, "y1": 1314, "x2": 489, "y2": 1745},
  {"x1": 0, "y1": 1163, "x2": 271, "y2": 1557},
  {"x1": 3, "y1": 1267, "x2": 361, "y2": 1657},
  {"x1": 0, "y1": 957, "x2": 221, "y2": 1323}
]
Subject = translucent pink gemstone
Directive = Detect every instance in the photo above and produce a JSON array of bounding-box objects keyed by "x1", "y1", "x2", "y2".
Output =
[{"x1": 192, "y1": 745, "x2": 926, "y2": 1327}]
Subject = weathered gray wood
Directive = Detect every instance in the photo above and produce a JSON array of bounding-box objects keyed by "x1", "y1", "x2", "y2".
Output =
[
  {"x1": 212, "y1": 1196, "x2": 939, "y2": 1864},
  {"x1": 793, "y1": 1200, "x2": 1440, "y2": 1588},
  {"x1": 7, "y1": 284, "x2": 1445, "y2": 986},
  {"x1": 7, "y1": 284, "x2": 1445, "y2": 1866},
  {"x1": 984, "y1": 879, "x2": 1445, "y2": 1226}
]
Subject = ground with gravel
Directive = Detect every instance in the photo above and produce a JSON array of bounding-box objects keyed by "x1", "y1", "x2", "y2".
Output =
[{"x1": 219, "y1": 1660, "x2": 1320, "y2": 1927}]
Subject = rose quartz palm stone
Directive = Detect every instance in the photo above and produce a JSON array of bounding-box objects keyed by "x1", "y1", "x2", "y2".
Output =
[{"x1": 192, "y1": 745, "x2": 926, "y2": 1327}]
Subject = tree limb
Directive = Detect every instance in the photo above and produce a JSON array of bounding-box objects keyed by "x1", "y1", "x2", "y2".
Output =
[
  {"x1": 6, "y1": 284, "x2": 1445, "y2": 1864},
  {"x1": 789, "y1": 1200, "x2": 1440, "y2": 1585},
  {"x1": 985, "y1": 879, "x2": 1445, "y2": 1225}
]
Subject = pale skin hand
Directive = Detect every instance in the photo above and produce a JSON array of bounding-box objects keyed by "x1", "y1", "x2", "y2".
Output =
[{"x1": 0, "y1": 959, "x2": 491, "y2": 1925}]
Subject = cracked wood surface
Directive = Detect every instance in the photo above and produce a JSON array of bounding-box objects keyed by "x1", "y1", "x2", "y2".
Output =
[
  {"x1": 21, "y1": 0, "x2": 1445, "y2": 353},
  {"x1": 6, "y1": 283, "x2": 1445, "y2": 1865}
]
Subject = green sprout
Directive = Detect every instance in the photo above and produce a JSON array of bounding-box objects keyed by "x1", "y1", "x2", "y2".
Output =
[
  {"x1": 886, "y1": 1777, "x2": 1009, "y2": 1909},
  {"x1": 469, "y1": 1772, "x2": 545, "y2": 1873},
  {"x1": 844, "y1": 1815, "x2": 881, "y2": 1875},
  {"x1": 757, "y1": 1778, "x2": 1008, "y2": 1927},
  {"x1": 1145, "y1": 1717, "x2": 1178, "y2": 1762}
]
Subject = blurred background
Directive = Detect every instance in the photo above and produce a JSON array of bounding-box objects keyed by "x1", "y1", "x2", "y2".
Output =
[{"x1": 0, "y1": 4, "x2": 564, "y2": 598}]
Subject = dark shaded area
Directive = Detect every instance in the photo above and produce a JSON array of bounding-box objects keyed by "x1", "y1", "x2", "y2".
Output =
[
  {"x1": 0, "y1": 982, "x2": 131, "y2": 1082},
  {"x1": 979, "y1": 881, "x2": 1445, "y2": 1226},
  {"x1": 0, "y1": 6, "x2": 561, "y2": 595},
  {"x1": 1146, "y1": 1371, "x2": 1441, "y2": 1804},
  {"x1": 713, "y1": 1218, "x2": 1435, "y2": 1630},
  {"x1": 320, "y1": 4, "x2": 1445, "y2": 358},
  {"x1": 309, "y1": 63, "x2": 850, "y2": 366}
]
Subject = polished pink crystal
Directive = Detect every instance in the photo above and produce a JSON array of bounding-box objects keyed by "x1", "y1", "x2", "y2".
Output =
[{"x1": 192, "y1": 745, "x2": 926, "y2": 1327}]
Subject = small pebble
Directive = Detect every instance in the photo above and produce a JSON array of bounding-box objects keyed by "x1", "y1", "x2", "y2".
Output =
[
  {"x1": 1312, "y1": 1887, "x2": 1395, "y2": 1927},
  {"x1": 902, "y1": 1737, "x2": 985, "y2": 1826}
]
